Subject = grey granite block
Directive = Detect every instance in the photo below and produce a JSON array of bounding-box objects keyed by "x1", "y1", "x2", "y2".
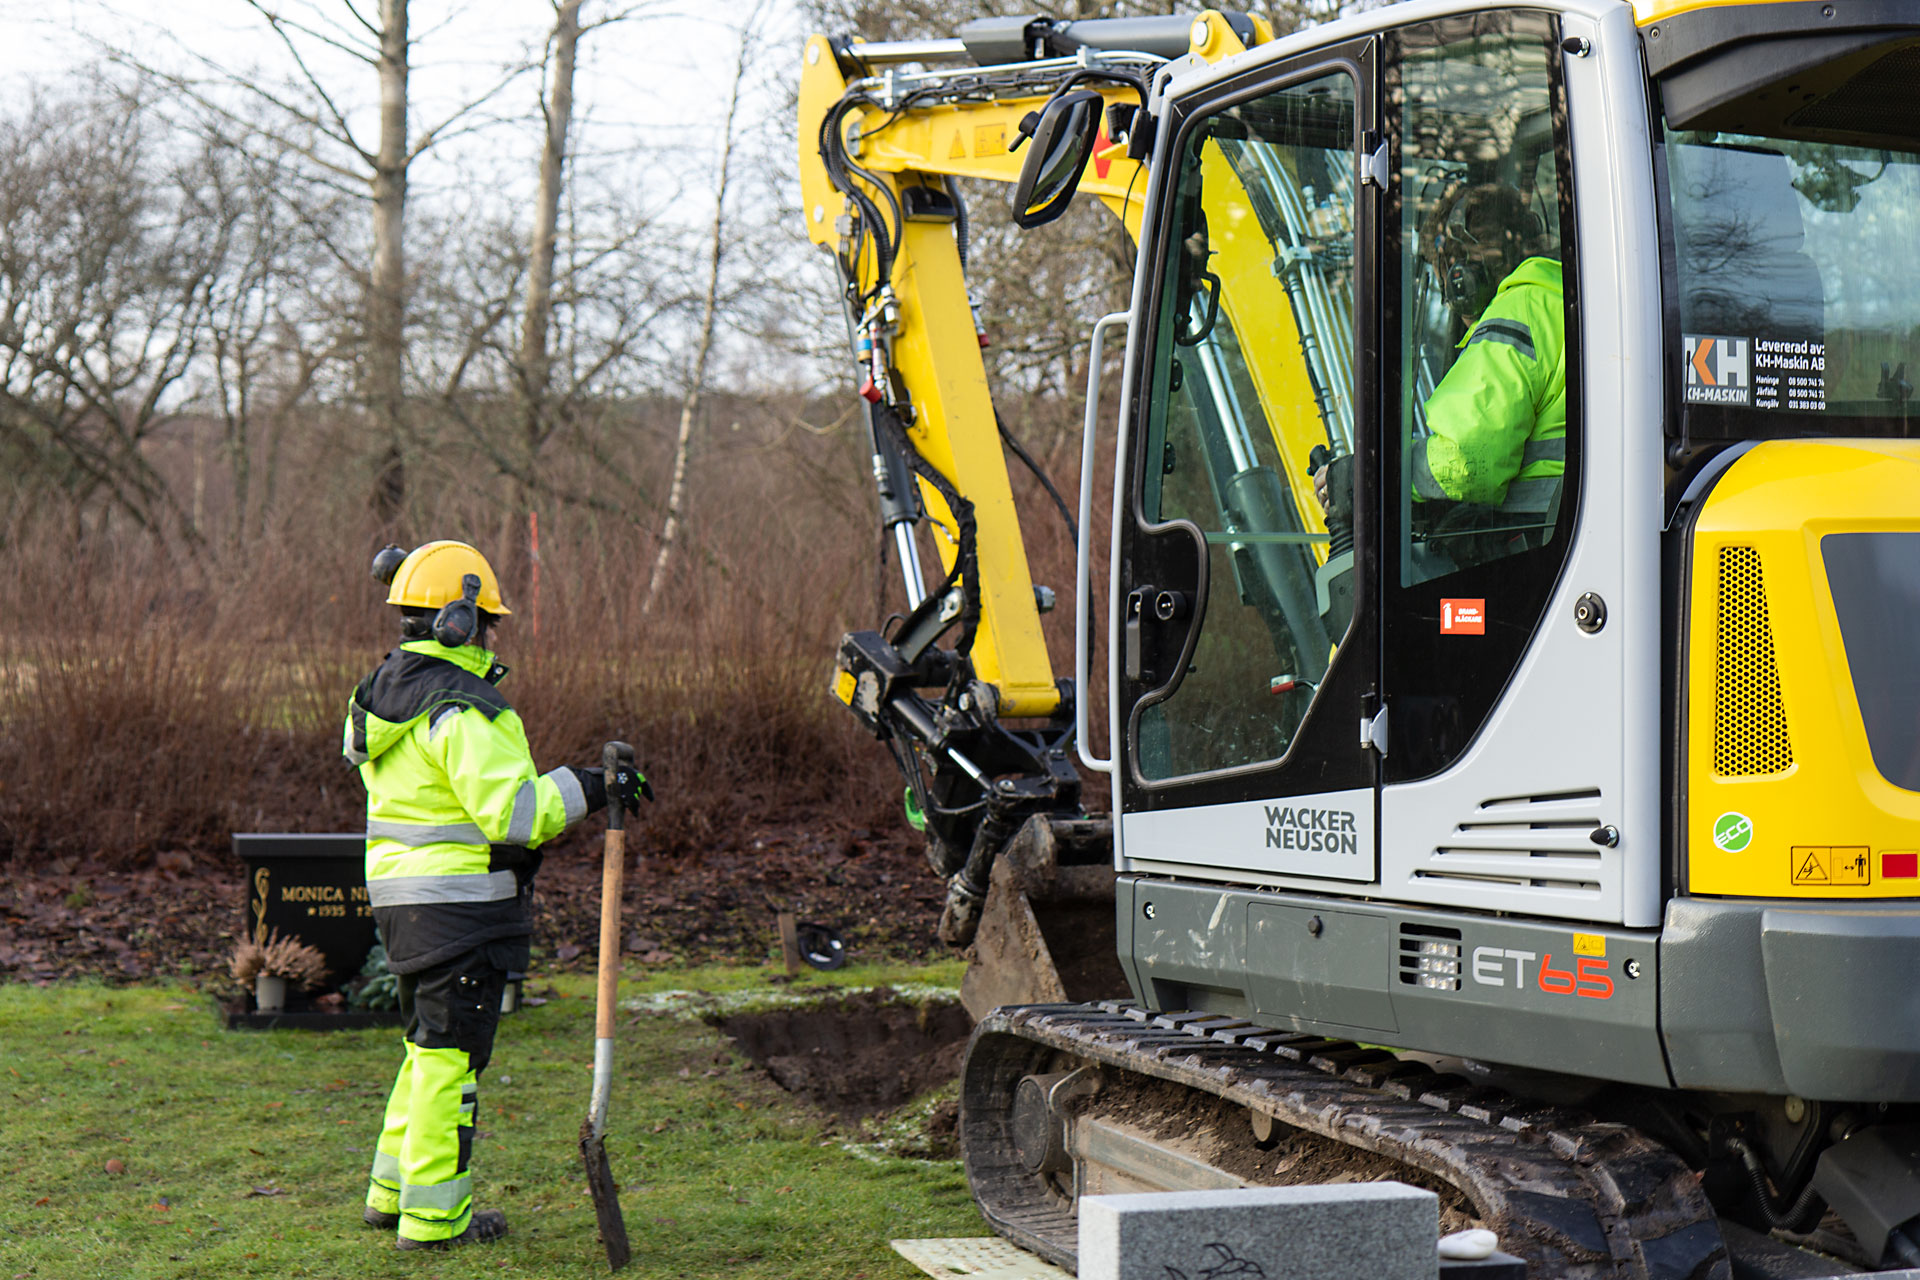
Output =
[{"x1": 1078, "y1": 1183, "x2": 1440, "y2": 1280}]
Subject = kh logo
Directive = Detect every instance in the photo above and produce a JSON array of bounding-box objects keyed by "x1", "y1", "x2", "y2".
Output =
[{"x1": 1685, "y1": 335, "x2": 1752, "y2": 405}]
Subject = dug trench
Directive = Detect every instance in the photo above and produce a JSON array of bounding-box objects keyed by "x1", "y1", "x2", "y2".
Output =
[{"x1": 713, "y1": 988, "x2": 973, "y2": 1157}]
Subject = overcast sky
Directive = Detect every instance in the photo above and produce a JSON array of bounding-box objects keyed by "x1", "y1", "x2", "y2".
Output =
[{"x1": 0, "y1": 0, "x2": 805, "y2": 220}]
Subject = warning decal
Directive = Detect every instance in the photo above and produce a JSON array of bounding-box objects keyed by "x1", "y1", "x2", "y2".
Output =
[
  {"x1": 1792, "y1": 846, "x2": 1871, "y2": 886},
  {"x1": 1792, "y1": 847, "x2": 1829, "y2": 884}
]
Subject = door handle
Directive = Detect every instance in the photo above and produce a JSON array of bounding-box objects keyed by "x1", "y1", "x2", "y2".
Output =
[{"x1": 1125, "y1": 586, "x2": 1154, "y2": 683}]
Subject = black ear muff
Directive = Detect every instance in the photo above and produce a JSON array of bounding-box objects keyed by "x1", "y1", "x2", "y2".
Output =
[
  {"x1": 371, "y1": 544, "x2": 408, "y2": 585},
  {"x1": 432, "y1": 574, "x2": 484, "y2": 648}
]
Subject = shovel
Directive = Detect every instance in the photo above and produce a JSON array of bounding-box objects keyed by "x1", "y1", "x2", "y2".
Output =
[{"x1": 580, "y1": 740, "x2": 633, "y2": 1270}]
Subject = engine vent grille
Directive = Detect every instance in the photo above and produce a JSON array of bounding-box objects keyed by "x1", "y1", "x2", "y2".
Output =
[
  {"x1": 1398, "y1": 923, "x2": 1462, "y2": 990},
  {"x1": 1714, "y1": 546, "x2": 1793, "y2": 777}
]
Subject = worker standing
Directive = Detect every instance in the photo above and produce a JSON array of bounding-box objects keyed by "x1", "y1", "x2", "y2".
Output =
[{"x1": 344, "y1": 540, "x2": 649, "y2": 1250}]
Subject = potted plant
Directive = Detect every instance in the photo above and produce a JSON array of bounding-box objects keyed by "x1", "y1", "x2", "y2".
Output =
[{"x1": 229, "y1": 930, "x2": 330, "y2": 1012}]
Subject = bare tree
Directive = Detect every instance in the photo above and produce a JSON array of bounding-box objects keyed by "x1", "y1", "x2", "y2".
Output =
[
  {"x1": 643, "y1": 0, "x2": 770, "y2": 616},
  {"x1": 0, "y1": 82, "x2": 238, "y2": 546},
  {"x1": 106, "y1": 0, "x2": 535, "y2": 521}
]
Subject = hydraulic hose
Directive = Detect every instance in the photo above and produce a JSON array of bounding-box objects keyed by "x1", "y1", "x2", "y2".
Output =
[
  {"x1": 1889, "y1": 1226, "x2": 1920, "y2": 1268},
  {"x1": 1725, "y1": 1135, "x2": 1825, "y2": 1234},
  {"x1": 951, "y1": 180, "x2": 970, "y2": 272}
]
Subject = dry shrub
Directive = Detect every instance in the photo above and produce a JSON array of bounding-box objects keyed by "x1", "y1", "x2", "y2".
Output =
[
  {"x1": 0, "y1": 394, "x2": 920, "y2": 870},
  {"x1": 229, "y1": 929, "x2": 330, "y2": 989}
]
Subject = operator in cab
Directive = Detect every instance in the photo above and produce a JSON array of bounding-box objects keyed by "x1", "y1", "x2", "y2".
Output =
[
  {"x1": 1317, "y1": 183, "x2": 1565, "y2": 535},
  {"x1": 344, "y1": 540, "x2": 649, "y2": 1251}
]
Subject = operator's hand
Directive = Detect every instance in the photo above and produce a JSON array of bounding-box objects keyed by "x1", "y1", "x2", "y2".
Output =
[
  {"x1": 608, "y1": 760, "x2": 654, "y2": 814},
  {"x1": 1313, "y1": 464, "x2": 1331, "y2": 512}
]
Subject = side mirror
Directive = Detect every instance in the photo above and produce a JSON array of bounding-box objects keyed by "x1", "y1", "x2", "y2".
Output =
[{"x1": 1010, "y1": 89, "x2": 1105, "y2": 229}]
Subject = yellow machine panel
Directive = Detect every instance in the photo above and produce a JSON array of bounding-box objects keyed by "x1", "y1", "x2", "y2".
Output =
[{"x1": 1686, "y1": 439, "x2": 1920, "y2": 896}]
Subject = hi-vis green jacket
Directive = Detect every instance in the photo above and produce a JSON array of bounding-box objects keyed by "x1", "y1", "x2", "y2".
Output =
[
  {"x1": 343, "y1": 640, "x2": 586, "y2": 972},
  {"x1": 1413, "y1": 256, "x2": 1566, "y2": 512}
]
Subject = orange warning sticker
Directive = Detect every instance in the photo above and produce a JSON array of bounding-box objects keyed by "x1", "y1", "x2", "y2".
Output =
[{"x1": 1441, "y1": 599, "x2": 1485, "y2": 635}]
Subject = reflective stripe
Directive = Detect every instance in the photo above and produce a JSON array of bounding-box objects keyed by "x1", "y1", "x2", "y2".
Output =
[
  {"x1": 1522, "y1": 437, "x2": 1566, "y2": 465},
  {"x1": 344, "y1": 744, "x2": 370, "y2": 767},
  {"x1": 1499, "y1": 476, "x2": 1561, "y2": 514},
  {"x1": 371, "y1": 1150, "x2": 402, "y2": 1186},
  {"x1": 549, "y1": 767, "x2": 586, "y2": 826},
  {"x1": 366, "y1": 819, "x2": 488, "y2": 848},
  {"x1": 426, "y1": 703, "x2": 465, "y2": 743},
  {"x1": 399, "y1": 1174, "x2": 473, "y2": 1214},
  {"x1": 506, "y1": 781, "x2": 540, "y2": 847},
  {"x1": 366, "y1": 871, "x2": 518, "y2": 907},
  {"x1": 1410, "y1": 438, "x2": 1451, "y2": 501},
  {"x1": 1466, "y1": 317, "x2": 1536, "y2": 361}
]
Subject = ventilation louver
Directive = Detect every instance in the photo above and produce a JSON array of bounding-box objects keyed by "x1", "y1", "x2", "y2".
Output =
[{"x1": 1714, "y1": 546, "x2": 1793, "y2": 777}]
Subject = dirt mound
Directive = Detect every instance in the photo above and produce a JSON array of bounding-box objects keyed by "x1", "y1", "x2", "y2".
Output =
[{"x1": 716, "y1": 988, "x2": 971, "y2": 1121}]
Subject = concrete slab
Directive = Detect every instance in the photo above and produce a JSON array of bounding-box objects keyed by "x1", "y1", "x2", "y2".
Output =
[
  {"x1": 1079, "y1": 1183, "x2": 1439, "y2": 1280},
  {"x1": 892, "y1": 1237, "x2": 1074, "y2": 1280}
]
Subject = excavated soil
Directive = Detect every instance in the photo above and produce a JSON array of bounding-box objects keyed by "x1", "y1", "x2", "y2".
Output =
[
  {"x1": 715, "y1": 988, "x2": 972, "y2": 1126},
  {"x1": 1101, "y1": 1075, "x2": 1484, "y2": 1233}
]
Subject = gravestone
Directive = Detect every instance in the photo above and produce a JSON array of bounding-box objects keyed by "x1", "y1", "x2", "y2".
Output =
[
  {"x1": 1078, "y1": 1183, "x2": 1438, "y2": 1280},
  {"x1": 232, "y1": 832, "x2": 375, "y2": 988}
]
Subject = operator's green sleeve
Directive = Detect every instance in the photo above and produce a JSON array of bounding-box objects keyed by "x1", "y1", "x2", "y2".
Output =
[
  {"x1": 430, "y1": 705, "x2": 581, "y2": 850},
  {"x1": 1414, "y1": 256, "x2": 1566, "y2": 508}
]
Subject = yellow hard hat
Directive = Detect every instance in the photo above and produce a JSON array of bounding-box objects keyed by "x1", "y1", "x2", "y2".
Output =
[{"x1": 384, "y1": 541, "x2": 512, "y2": 616}]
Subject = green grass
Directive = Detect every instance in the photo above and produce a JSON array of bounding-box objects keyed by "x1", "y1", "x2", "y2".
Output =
[{"x1": 0, "y1": 962, "x2": 985, "y2": 1279}]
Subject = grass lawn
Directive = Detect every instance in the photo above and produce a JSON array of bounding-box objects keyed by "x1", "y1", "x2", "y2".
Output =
[{"x1": 0, "y1": 960, "x2": 983, "y2": 1279}]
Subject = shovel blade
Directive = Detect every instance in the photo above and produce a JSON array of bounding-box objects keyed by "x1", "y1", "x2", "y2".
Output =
[{"x1": 579, "y1": 1123, "x2": 631, "y2": 1271}]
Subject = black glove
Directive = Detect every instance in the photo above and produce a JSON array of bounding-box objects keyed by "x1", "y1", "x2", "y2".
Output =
[
  {"x1": 568, "y1": 766, "x2": 608, "y2": 816},
  {"x1": 608, "y1": 760, "x2": 654, "y2": 814}
]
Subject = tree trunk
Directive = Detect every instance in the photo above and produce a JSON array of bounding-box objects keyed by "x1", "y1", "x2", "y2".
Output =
[
  {"x1": 641, "y1": 15, "x2": 754, "y2": 618},
  {"x1": 369, "y1": 0, "x2": 411, "y2": 520},
  {"x1": 518, "y1": 0, "x2": 583, "y2": 478}
]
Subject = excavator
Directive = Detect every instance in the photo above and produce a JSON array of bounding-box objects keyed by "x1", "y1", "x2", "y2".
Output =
[{"x1": 799, "y1": 1, "x2": 1920, "y2": 1275}]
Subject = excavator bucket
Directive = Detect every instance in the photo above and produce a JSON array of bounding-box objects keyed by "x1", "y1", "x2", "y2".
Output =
[{"x1": 960, "y1": 815, "x2": 1130, "y2": 1021}]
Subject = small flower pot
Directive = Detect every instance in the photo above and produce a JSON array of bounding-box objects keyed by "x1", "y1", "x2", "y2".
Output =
[{"x1": 255, "y1": 974, "x2": 288, "y2": 1012}]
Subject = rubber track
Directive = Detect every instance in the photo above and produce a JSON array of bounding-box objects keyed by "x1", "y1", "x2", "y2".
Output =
[{"x1": 960, "y1": 1002, "x2": 1730, "y2": 1280}]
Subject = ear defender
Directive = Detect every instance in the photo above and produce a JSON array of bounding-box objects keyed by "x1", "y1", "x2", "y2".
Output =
[
  {"x1": 371, "y1": 544, "x2": 408, "y2": 585},
  {"x1": 431, "y1": 573, "x2": 484, "y2": 648}
]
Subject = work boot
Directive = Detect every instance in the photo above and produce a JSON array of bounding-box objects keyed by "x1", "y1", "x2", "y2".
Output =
[
  {"x1": 363, "y1": 1206, "x2": 400, "y2": 1230},
  {"x1": 395, "y1": 1209, "x2": 508, "y2": 1251}
]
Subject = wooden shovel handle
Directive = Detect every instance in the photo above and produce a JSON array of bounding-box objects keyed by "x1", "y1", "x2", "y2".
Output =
[
  {"x1": 595, "y1": 825, "x2": 624, "y2": 1041},
  {"x1": 595, "y1": 740, "x2": 632, "y2": 1041}
]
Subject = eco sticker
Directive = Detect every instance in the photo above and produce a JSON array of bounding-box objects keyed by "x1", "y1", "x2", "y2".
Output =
[{"x1": 1712, "y1": 811, "x2": 1753, "y2": 853}]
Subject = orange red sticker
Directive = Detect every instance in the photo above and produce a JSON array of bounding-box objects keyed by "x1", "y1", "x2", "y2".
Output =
[{"x1": 1441, "y1": 599, "x2": 1485, "y2": 635}]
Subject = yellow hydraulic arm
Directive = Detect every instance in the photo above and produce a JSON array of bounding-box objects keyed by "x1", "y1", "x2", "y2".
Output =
[
  {"x1": 802, "y1": 12, "x2": 1274, "y2": 945},
  {"x1": 798, "y1": 11, "x2": 1269, "y2": 717}
]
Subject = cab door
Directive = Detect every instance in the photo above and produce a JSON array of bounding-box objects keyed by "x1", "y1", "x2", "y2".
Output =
[{"x1": 1115, "y1": 41, "x2": 1383, "y2": 884}]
